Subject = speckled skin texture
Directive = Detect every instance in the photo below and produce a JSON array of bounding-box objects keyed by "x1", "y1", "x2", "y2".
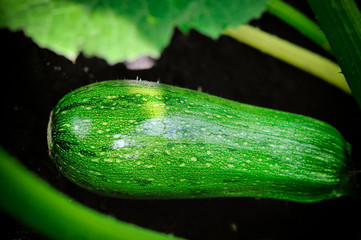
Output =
[{"x1": 49, "y1": 80, "x2": 353, "y2": 202}]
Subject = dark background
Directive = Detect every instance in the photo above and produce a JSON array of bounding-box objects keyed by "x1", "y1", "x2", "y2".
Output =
[{"x1": 1, "y1": 1, "x2": 361, "y2": 239}]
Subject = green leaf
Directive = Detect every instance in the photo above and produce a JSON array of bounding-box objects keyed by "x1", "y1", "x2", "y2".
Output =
[
  {"x1": 0, "y1": 0, "x2": 269, "y2": 64},
  {"x1": 308, "y1": 0, "x2": 361, "y2": 109}
]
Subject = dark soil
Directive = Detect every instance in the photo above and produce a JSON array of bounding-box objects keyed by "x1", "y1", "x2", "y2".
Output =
[{"x1": 1, "y1": 1, "x2": 361, "y2": 239}]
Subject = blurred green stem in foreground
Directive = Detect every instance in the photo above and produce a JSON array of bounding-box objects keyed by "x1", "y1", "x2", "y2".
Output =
[{"x1": 0, "y1": 146, "x2": 183, "y2": 240}]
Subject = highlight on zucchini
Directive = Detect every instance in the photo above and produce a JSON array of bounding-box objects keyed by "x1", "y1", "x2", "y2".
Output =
[{"x1": 48, "y1": 80, "x2": 355, "y2": 202}]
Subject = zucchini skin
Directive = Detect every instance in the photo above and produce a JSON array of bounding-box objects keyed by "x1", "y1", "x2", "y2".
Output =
[{"x1": 48, "y1": 80, "x2": 353, "y2": 202}]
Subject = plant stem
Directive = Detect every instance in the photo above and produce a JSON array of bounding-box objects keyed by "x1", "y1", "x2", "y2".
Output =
[
  {"x1": 0, "y1": 147, "x2": 182, "y2": 240},
  {"x1": 308, "y1": 0, "x2": 361, "y2": 109},
  {"x1": 266, "y1": 0, "x2": 331, "y2": 52},
  {"x1": 223, "y1": 25, "x2": 350, "y2": 94}
]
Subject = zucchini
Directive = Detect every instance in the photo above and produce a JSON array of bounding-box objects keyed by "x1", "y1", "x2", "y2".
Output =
[{"x1": 48, "y1": 80, "x2": 354, "y2": 202}]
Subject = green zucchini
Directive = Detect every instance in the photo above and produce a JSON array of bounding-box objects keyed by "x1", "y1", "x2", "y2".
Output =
[{"x1": 48, "y1": 80, "x2": 354, "y2": 202}]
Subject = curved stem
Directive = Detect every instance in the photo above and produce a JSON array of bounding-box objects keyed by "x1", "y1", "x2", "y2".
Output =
[
  {"x1": 223, "y1": 25, "x2": 350, "y2": 94},
  {"x1": 0, "y1": 147, "x2": 183, "y2": 240},
  {"x1": 266, "y1": 0, "x2": 331, "y2": 52}
]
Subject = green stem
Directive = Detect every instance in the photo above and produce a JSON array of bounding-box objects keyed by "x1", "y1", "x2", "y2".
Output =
[
  {"x1": 266, "y1": 0, "x2": 331, "y2": 52},
  {"x1": 223, "y1": 25, "x2": 350, "y2": 94},
  {"x1": 308, "y1": 0, "x2": 361, "y2": 109},
  {"x1": 0, "y1": 147, "x2": 183, "y2": 240}
]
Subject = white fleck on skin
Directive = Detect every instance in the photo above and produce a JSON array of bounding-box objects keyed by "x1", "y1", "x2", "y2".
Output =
[
  {"x1": 113, "y1": 139, "x2": 126, "y2": 149},
  {"x1": 102, "y1": 122, "x2": 108, "y2": 125},
  {"x1": 72, "y1": 117, "x2": 92, "y2": 139},
  {"x1": 97, "y1": 130, "x2": 103, "y2": 134},
  {"x1": 104, "y1": 159, "x2": 113, "y2": 162},
  {"x1": 191, "y1": 157, "x2": 197, "y2": 161},
  {"x1": 179, "y1": 163, "x2": 186, "y2": 167},
  {"x1": 180, "y1": 179, "x2": 186, "y2": 182}
]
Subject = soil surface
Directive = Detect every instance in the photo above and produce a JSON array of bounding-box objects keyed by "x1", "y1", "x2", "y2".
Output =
[{"x1": 1, "y1": 1, "x2": 361, "y2": 239}]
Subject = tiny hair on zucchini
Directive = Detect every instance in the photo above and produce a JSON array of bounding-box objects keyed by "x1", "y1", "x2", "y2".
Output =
[{"x1": 48, "y1": 80, "x2": 355, "y2": 202}]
